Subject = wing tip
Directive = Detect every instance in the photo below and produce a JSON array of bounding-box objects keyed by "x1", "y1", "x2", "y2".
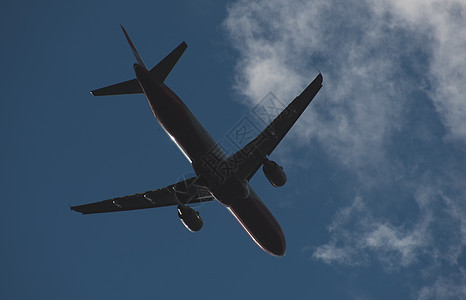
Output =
[
  {"x1": 70, "y1": 205, "x2": 82, "y2": 214},
  {"x1": 70, "y1": 203, "x2": 90, "y2": 214},
  {"x1": 120, "y1": 24, "x2": 128, "y2": 37},
  {"x1": 317, "y1": 72, "x2": 323, "y2": 84}
]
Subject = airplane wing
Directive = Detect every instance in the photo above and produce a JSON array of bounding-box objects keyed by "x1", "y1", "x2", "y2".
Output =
[
  {"x1": 71, "y1": 176, "x2": 213, "y2": 214},
  {"x1": 228, "y1": 73, "x2": 323, "y2": 181}
]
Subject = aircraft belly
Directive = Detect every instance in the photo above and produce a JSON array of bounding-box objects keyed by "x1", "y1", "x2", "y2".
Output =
[
  {"x1": 135, "y1": 66, "x2": 285, "y2": 256},
  {"x1": 225, "y1": 187, "x2": 286, "y2": 257},
  {"x1": 136, "y1": 71, "x2": 218, "y2": 163},
  {"x1": 157, "y1": 101, "x2": 218, "y2": 162}
]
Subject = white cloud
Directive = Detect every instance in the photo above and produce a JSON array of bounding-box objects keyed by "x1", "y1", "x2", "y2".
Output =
[
  {"x1": 312, "y1": 195, "x2": 432, "y2": 270},
  {"x1": 224, "y1": 0, "x2": 426, "y2": 185},
  {"x1": 378, "y1": 0, "x2": 466, "y2": 142},
  {"x1": 311, "y1": 177, "x2": 466, "y2": 261},
  {"x1": 418, "y1": 268, "x2": 466, "y2": 300},
  {"x1": 224, "y1": 0, "x2": 466, "y2": 176},
  {"x1": 224, "y1": 0, "x2": 466, "y2": 297}
]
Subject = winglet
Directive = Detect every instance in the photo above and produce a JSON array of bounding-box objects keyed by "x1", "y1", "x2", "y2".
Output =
[{"x1": 120, "y1": 25, "x2": 146, "y2": 68}]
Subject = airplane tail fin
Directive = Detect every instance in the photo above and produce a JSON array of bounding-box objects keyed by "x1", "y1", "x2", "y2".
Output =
[
  {"x1": 120, "y1": 25, "x2": 146, "y2": 69},
  {"x1": 91, "y1": 26, "x2": 187, "y2": 96}
]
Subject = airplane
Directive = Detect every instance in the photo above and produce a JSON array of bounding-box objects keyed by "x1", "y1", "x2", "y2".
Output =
[{"x1": 71, "y1": 25, "x2": 323, "y2": 257}]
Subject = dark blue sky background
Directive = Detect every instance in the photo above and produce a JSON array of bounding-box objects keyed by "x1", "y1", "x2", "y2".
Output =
[{"x1": 2, "y1": 0, "x2": 465, "y2": 299}]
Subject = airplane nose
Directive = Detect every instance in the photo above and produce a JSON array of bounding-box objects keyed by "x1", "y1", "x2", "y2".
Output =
[{"x1": 266, "y1": 228, "x2": 287, "y2": 257}]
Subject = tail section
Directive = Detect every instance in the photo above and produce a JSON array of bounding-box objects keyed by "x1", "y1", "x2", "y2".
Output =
[{"x1": 90, "y1": 26, "x2": 187, "y2": 96}]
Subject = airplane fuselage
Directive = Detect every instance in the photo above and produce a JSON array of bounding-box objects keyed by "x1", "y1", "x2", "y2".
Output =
[{"x1": 133, "y1": 63, "x2": 286, "y2": 256}]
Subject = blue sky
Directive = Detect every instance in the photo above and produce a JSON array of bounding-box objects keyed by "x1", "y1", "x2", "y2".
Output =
[{"x1": 1, "y1": 0, "x2": 465, "y2": 299}]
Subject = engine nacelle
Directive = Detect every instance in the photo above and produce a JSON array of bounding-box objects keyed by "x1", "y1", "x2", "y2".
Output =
[
  {"x1": 262, "y1": 159, "x2": 287, "y2": 187},
  {"x1": 177, "y1": 204, "x2": 203, "y2": 232}
]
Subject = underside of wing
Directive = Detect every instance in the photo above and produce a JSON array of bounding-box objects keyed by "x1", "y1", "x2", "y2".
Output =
[
  {"x1": 71, "y1": 176, "x2": 212, "y2": 214},
  {"x1": 228, "y1": 73, "x2": 323, "y2": 181}
]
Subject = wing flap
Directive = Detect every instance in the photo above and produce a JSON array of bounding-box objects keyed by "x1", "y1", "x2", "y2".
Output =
[{"x1": 71, "y1": 176, "x2": 213, "y2": 214}]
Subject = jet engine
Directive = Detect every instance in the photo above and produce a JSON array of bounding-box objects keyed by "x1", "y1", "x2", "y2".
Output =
[
  {"x1": 262, "y1": 159, "x2": 287, "y2": 187},
  {"x1": 177, "y1": 204, "x2": 203, "y2": 232}
]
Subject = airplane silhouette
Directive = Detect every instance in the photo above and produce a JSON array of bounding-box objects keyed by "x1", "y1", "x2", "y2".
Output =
[{"x1": 71, "y1": 26, "x2": 323, "y2": 256}]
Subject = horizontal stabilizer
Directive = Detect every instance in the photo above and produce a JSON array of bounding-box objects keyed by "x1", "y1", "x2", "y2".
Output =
[
  {"x1": 90, "y1": 41, "x2": 187, "y2": 96},
  {"x1": 91, "y1": 78, "x2": 143, "y2": 96},
  {"x1": 150, "y1": 41, "x2": 187, "y2": 83}
]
